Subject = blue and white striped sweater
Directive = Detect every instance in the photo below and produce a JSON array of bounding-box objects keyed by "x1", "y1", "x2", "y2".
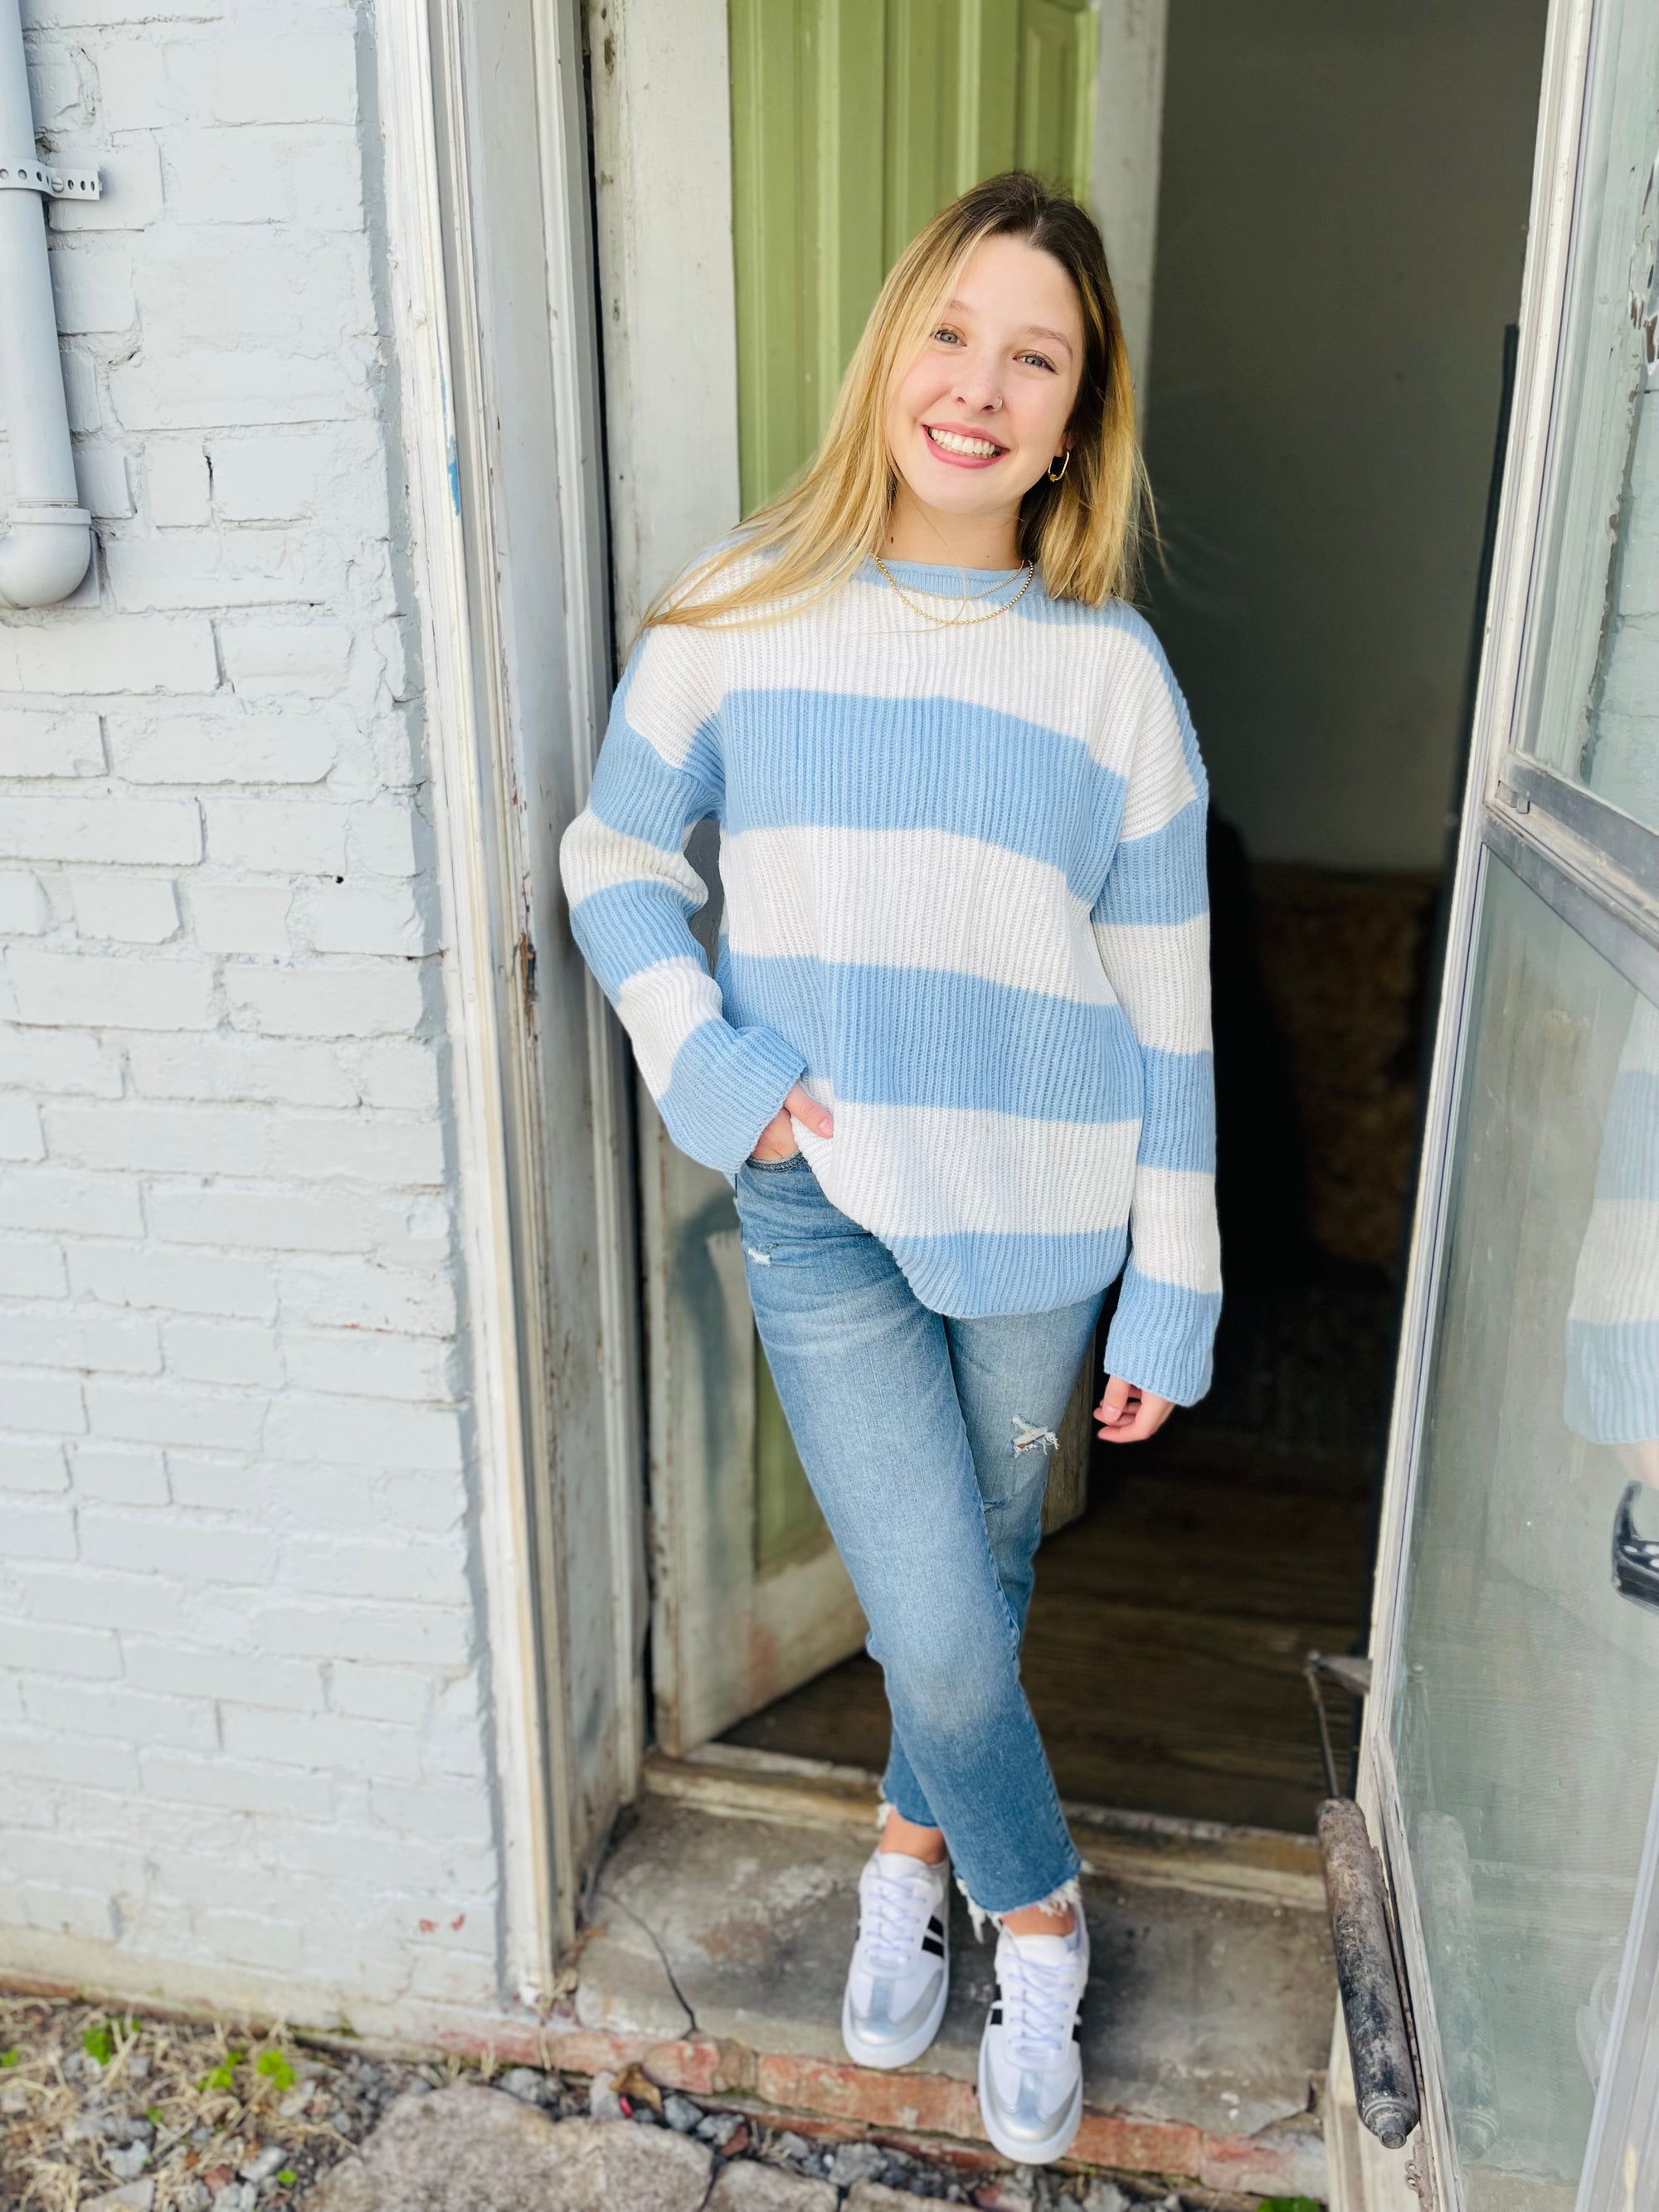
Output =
[
  {"x1": 561, "y1": 557, "x2": 1222, "y2": 1405},
  {"x1": 1566, "y1": 996, "x2": 1659, "y2": 1444}
]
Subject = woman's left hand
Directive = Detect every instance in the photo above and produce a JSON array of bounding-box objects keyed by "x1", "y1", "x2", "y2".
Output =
[{"x1": 1094, "y1": 1375, "x2": 1174, "y2": 1445}]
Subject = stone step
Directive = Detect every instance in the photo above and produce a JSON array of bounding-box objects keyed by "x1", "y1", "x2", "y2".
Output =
[{"x1": 535, "y1": 1753, "x2": 1335, "y2": 2196}]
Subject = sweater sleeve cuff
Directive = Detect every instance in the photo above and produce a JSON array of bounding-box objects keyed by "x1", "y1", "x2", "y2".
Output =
[
  {"x1": 656, "y1": 1018, "x2": 807, "y2": 1174},
  {"x1": 1103, "y1": 1261, "x2": 1221, "y2": 1407}
]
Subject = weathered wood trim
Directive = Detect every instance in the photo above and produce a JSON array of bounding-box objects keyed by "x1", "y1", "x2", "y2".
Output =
[{"x1": 376, "y1": 0, "x2": 646, "y2": 1985}]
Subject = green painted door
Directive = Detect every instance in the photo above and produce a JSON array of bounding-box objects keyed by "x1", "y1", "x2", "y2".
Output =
[
  {"x1": 727, "y1": 0, "x2": 1097, "y2": 1576},
  {"x1": 729, "y1": 0, "x2": 1097, "y2": 513}
]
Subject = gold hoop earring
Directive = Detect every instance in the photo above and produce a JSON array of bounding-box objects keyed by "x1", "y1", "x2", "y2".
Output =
[{"x1": 1046, "y1": 450, "x2": 1071, "y2": 484}]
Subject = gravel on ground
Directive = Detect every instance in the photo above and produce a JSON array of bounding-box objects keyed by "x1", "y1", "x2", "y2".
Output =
[
  {"x1": 0, "y1": 1993, "x2": 435, "y2": 2212},
  {"x1": 0, "y1": 1993, "x2": 1233, "y2": 2212}
]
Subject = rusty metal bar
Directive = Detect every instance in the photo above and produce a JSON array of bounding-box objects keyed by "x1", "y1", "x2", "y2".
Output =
[{"x1": 1318, "y1": 1796, "x2": 1421, "y2": 2150}]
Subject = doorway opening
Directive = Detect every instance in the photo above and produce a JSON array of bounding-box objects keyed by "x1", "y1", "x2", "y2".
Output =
[{"x1": 701, "y1": 0, "x2": 1552, "y2": 1835}]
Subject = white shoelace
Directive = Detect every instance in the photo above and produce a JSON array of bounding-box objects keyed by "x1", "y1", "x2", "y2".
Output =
[
  {"x1": 858, "y1": 1860, "x2": 938, "y2": 1975},
  {"x1": 998, "y1": 1941, "x2": 1082, "y2": 2063}
]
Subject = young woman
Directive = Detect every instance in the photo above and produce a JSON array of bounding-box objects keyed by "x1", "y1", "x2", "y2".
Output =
[{"x1": 562, "y1": 171, "x2": 1219, "y2": 2166}]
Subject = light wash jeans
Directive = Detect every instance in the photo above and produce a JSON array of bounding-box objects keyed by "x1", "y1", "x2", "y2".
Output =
[{"x1": 733, "y1": 1151, "x2": 1101, "y2": 1915}]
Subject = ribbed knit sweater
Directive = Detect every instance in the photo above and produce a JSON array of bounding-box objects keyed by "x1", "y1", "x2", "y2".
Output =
[{"x1": 560, "y1": 556, "x2": 1222, "y2": 1406}]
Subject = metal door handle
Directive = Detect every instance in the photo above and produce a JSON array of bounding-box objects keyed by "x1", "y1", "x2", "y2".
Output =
[{"x1": 1613, "y1": 1481, "x2": 1659, "y2": 1612}]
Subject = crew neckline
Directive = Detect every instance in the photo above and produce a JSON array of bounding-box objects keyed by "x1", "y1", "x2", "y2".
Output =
[{"x1": 867, "y1": 555, "x2": 1026, "y2": 585}]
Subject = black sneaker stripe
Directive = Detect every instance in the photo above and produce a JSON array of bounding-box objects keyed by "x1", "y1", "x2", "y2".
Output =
[
  {"x1": 927, "y1": 1915, "x2": 944, "y2": 1936},
  {"x1": 989, "y1": 2004, "x2": 1003, "y2": 2025},
  {"x1": 921, "y1": 1933, "x2": 945, "y2": 1956}
]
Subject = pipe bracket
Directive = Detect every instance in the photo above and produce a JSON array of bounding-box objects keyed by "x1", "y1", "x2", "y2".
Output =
[{"x1": 0, "y1": 153, "x2": 100, "y2": 197}]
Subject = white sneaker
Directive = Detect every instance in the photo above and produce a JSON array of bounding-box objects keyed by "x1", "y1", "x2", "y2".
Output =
[
  {"x1": 841, "y1": 1849, "x2": 951, "y2": 2069},
  {"x1": 977, "y1": 1907, "x2": 1089, "y2": 2164}
]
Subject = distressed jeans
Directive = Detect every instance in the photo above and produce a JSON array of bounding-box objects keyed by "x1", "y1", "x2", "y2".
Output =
[{"x1": 733, "y1": 1151, "x2": 1101, "y2": 1915}]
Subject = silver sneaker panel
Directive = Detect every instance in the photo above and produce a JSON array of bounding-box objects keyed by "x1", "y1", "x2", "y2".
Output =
[
  {"x1": 841, "y1": 1961, "x2": 947, "y2": 2064},
  {"x1": 976, "y1": 2040, "x2": 1084, "y2": 2163}
]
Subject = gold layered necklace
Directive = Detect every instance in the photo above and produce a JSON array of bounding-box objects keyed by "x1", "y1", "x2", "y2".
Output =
[{"x1": 872, "y1": 552, "x2": 1037, "y2": 627}]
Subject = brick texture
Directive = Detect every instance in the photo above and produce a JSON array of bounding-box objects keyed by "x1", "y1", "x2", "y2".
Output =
[
  {"x1": 523, "y1": 2029, "x2": 1324, "y2": 2192},
  {"x1": 0, "y1": 0, "x2": 500, "y2": 2035}
]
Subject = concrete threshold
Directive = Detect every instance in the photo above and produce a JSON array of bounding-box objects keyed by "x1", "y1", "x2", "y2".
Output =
[{"x1": 534, "y1": 1748, "x2": 1335, "y2": 2198}]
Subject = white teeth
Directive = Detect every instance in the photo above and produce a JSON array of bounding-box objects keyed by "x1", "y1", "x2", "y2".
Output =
[{"x1": 927, "y1": 427, "x2": 1002, "y2": 458}]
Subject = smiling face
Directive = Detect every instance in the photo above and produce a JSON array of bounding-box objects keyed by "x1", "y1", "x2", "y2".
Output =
[{"x1": 883, "y1": 231, "x2": 1087, "y2": 562}]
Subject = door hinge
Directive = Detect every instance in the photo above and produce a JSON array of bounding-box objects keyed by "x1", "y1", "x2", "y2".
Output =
[{"x1": 1405, "y1": 2146, "x2": 1437, "y2": 2212}]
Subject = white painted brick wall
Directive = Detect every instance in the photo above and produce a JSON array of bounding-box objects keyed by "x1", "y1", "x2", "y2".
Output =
[{"x1": 1, "y1": 0, "x2": 507, "y2": 2036}]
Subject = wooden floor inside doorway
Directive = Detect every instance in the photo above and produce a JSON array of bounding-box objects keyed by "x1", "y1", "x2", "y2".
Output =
[{"x1": 722, "y1": 1435, "x2": 1374, "y2": 1835}]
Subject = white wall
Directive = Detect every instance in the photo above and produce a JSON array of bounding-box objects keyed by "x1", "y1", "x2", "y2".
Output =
[
  {"x1": 1144, "y1": 0, "x2": 1549, "y2": 871},
  {"x1": 0, "y1": 0, "x2": 508, "y2": 2031},
  {"x1": 1092, "y1": 0, "x2": 1168, "y2": 409}
]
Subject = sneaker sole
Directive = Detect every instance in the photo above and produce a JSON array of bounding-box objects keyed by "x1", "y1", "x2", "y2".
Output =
[
  {"x1": 976, "y1": 2039, "x2": 1083, "y2": 2166},
  {"x1": 840, "y1": 1963, "x2": 950, "y2": 2071}
]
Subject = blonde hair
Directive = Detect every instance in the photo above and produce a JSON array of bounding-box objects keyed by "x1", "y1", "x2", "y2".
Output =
[{"x1": 648, "y1": 171, "x2": 1151, "y2": 631}]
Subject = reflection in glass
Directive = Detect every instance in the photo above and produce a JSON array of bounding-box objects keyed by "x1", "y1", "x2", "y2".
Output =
[
  {"x1": 1519, "y1": 0, "x2": 1659, "y2": 834},
  {"x1": 1580, "y1": 389, "x2": 1659, "y2": 833},
  {"x1": 1394, "y1": 858, "x2": 1659, "y2": 2211},
  {"x1": 1566, "y1": 995, "x2": 1659, "y2": 1473}
]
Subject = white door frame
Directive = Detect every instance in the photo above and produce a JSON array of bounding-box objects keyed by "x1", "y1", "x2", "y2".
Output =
[
  {"x1": 586, "y1": 0, "x2": 745, "y2": 639},
  {"x1": 375, "y1": 0, "x2": 645, "y2": 1986}
]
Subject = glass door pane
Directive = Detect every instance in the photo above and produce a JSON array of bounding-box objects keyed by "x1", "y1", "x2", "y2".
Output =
[
  {"x1": 1516, "y1": 0, "x2": 1659, "y2": 833},
  {"x1": 1391, "y1": 854, "x2": 1659, "y2": 2209},
  {"x1": 1575, "y1": 1766, "x2": 1659, "y2": 2212}
]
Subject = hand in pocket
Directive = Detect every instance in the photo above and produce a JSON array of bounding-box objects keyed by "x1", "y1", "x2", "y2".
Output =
[{"x1": 748, "y1": 1082, "x2": 834, "y2": 1163}]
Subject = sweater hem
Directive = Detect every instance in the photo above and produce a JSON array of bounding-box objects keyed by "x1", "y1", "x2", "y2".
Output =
[{"x1": 874, "y1": 1224, "x2": 1130, "y2": 1322}]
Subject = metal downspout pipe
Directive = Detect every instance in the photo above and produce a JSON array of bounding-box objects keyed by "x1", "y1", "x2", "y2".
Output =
[{"x1": 0, "y1": 0, "x2": 92, "y2": 608}]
